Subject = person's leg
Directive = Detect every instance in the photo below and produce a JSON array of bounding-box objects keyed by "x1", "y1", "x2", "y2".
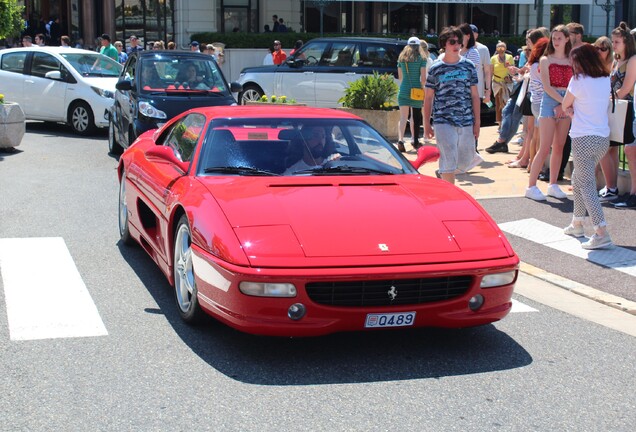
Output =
[
  {"x1": 434, "y1": 123, "x2": 458, "y2": 184},
  {"x1": 549, "y1": 118, "x2": 570, "y2": 184},
  {"x1": 412, "y1": 107, "x2": 422, "y2": 148},
  {"x1": 575, "y1": 136, "x2": 612, "y2": 248},
  {"x1": 397, "y1": 105, "x2": 410, "y2": 151},
  {"x1": 599, "y1": 147, "x2": 619, "y2": 192},
  {"x1": 529, "y1": 117, "x2": 555, "y2": 188},
  {"x1": 456, "y1": 125, "x2": 477, "y2": 172},
  {"x1": 559, "y1": 133, "x2": 572, "y2": 179}
]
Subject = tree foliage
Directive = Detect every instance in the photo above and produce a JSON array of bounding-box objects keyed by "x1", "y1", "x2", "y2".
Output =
[{"x1": 0, "y1": 0, "x2": 24, "y2": 40}]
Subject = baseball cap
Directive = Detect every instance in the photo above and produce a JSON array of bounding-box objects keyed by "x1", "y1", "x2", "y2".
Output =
[
  {"x1": 190, "y1": 40, "x2": 199, "y2": 46},
  {"x1": 470, "y1": 24, "x2": 479, "y2": 34},
  {"x1": 100, "y1": 33, "x2": 111, "y2": 41},
  {"x1": 407, "y1": 36, "x2": 420, "y2": 46}
]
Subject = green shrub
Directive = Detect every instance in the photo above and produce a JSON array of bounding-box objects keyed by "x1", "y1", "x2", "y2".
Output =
[
  {"x1": 0, "y1": 0, "x2": 24, "y2": 39},
  {"x1": 339, "y1": 72, "x2": 397, "y2": 110}
]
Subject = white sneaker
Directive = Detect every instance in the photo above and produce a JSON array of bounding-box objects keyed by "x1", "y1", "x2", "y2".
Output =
[
  {"x1": 563, "y1": 224, "x2": 585, "y2": 238},
  {"x1": 525, "y1": 186, "x2": 546, "y2": 201},
  {"x1": 547, "y1": 184, "x2": 567, "y2": 199},
  {"x1": 581, "y1": 233, "x2": 613, "y2": 250},
  {"x1": 514, "y1": 136, "x2": 524, "y2": 144}
]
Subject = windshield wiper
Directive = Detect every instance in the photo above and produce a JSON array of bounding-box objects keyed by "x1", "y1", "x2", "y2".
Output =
[
  {"x1": 292, "y1": 165, "x2": 395, "y2": 175},
  {"x1": 203, "y1": 166, "x2": 279, "y2": 176}
]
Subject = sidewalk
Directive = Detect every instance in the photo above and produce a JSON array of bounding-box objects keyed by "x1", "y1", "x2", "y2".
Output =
[{"x1": 407, "y1": 124, "x2": 541, "y2": 199}]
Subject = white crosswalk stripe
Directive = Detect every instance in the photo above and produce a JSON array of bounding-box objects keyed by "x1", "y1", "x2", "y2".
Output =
[
  {"x1": 499, "y1": 218, "x2": 636, "y2": 277},
  {"x1": 0, "y1": 237, "x2": 108, "y2": 341}
]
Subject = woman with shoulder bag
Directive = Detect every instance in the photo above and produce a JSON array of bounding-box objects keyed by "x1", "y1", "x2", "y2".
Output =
[
  {"x1": 561, "y1": 44, "x2": 613, "y2": 249},
  {"x1": 396, "y1": 37, "x2": 427, "y2": 152},
  {"x1": 598, "y1": 23, "x2": 636, "y2": 207}
]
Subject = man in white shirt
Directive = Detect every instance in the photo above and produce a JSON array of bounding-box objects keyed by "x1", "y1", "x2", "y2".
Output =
[{"x1": 471, "y1": 24, "x2": 492, "y2": 104}]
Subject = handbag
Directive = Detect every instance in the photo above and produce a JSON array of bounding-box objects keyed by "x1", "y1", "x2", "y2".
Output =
[
  {"x1": 405, "y1": 62, "x2": 424, "y2": 101},
  {"x1": 410, "y1": 88, "x2": 424, "y2": 101},
  {"x1": 608, "y1": 91, "x2": 635, "y2": 144}
]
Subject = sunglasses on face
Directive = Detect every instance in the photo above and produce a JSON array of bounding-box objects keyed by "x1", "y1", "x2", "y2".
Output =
[
  {"x1": 447, "y1": 39, "x2": 462, "y2": 46},
  {"x1": 596, "y1": 46, "x2": 609, "y2": 52}
]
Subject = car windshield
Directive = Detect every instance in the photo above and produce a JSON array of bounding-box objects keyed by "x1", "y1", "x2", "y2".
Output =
[
  {"x1": 139, "y1": 57, "x2": 230, "y2": 95},
  {"x1": 197, "y1": 118, "x2": 416, "y2": 176},
  {"x1": 61, "y1": 53, "x2": 122, "y2": 77}
]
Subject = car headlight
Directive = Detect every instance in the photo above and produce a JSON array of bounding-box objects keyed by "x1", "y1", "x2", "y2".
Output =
[
  {"x1": 480, "y1": 271, "x2": 517, "y2": 288},
  {"x1": 91, "y1": 86, "x2": 114, "y2": 99},
  {"x1": 138, "y1": 101, "x2": 167, "y2": 119},
  {"x1": 239, "y1": 282, "x2": 297, "y2": 297}
]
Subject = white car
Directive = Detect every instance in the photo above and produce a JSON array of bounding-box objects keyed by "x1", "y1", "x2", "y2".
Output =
[{"x1": 0, "y1": 46, "x2": 122, "y2": 135}]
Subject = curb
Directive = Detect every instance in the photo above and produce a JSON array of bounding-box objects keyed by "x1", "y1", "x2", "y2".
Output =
[{"x1": 519, "y1": 261, "x2": 636, "y2": 316}]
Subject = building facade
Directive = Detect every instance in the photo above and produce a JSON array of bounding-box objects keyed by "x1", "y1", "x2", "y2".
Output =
[{"x1": 19, "y1": 1, "x2": 636, "y2": 50}]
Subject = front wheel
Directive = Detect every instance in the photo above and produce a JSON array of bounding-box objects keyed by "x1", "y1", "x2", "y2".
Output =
[
  {"x1": 173, "y1": 215, "x2": 204, "y2": 323},
  {"x1": 68, "y1": 101, "x2": 96, "y2": 135},
  {"x1": 239, "y1": 85, "x2": 263, "y2": 105}
]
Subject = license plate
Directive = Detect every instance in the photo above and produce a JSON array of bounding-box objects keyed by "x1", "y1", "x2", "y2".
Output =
[{"x1": 365, "y1": 312, "x2": 416, "y2": 328}]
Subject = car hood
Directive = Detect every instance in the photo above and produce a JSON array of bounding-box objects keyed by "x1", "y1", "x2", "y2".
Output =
[
  {"x1": 83, "y1": 77, "x2": 118, "y2": 92},
  {"x1": 198, "y1": 177, "x2": 512, "y2": 267}
]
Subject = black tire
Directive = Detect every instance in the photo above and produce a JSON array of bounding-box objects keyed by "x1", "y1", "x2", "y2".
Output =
[
  {"x1": 108, "y1": 118, "x2": 123, "y2": 155},
  {"x1": 173, "y1": 215, "x2": 204, "y2": 323},
  {"x1": 68, "y1": 101, "x2": 96, "y2": 135},
  {"x1": 118, "y1": 171, "x2": 134, "y2": 245},
  {"x1": 239, "y1": 84, "x2": 263, "y2": 105}
]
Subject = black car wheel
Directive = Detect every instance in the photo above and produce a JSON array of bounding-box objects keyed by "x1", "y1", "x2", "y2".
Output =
[
  {"x1": 240, "y1": 85, "x2": 263, "y2": 105},
  {"x1": 68, "y1": 101, "x2": 96, "y2": 135}
]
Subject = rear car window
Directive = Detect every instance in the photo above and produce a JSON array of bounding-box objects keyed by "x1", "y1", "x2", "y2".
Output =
[{"x1": 1, "y1": 52, "x2": 28, "y2": 74}]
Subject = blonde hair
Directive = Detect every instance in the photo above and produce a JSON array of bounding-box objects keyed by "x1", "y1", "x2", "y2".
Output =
[{"x1": 398, "y1": 43, "x2": 427, "y2": 63}]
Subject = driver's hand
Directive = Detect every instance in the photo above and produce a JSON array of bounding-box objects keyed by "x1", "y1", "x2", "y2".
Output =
[{"x1": 326, "y1": 153, "x2": 341, "y2": 162}]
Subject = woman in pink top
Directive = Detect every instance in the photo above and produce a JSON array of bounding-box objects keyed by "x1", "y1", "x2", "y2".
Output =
[{"x1": 526, "y1": 25, "x2": 572, "y2": 201}]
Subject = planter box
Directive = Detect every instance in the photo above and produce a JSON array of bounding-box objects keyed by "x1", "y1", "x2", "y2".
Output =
[
  {"x1": 245, "y1": 101, "x2": 307, "y2": 106},
  {"x1": 337, "y1": 107, "x2": 399, "y2": 141},
  {"x1": 0, "y1": 102, "x2": 26, "y2": 149}
]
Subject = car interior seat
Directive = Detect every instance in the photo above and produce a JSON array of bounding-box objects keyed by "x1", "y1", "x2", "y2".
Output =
[{"x1": 278, "y1": 129, "x2": 304, "y2": 169}]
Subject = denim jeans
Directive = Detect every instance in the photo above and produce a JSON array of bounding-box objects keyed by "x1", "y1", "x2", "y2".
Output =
[{"x1": 499, "y1": 87, "x2": 524, "y2": 145}]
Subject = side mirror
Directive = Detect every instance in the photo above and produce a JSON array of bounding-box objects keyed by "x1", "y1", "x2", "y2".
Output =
[
  {"x1": 116, "y1": 79, "x2": 133, "y2": 91},
  {"x1": 45, "y1": 71, "x2": 62, "y2": 80},
  {"x1": 410, "y1": 146, "x2": 440, "y2": 170},
  {"x1": 145, "y1": 146, "x2": 189, "y2": 174},
  {"x1": 230, "y1": 82, "x2": 242, "y2": 93}
]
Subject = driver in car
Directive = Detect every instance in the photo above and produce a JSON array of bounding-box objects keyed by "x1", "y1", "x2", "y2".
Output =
[
  {"x1": 179, "y1": 63, "x2": 209, "y2": 90},
  {"x1": 286, "y1": 126, "x2": 341, "y2": 174}
]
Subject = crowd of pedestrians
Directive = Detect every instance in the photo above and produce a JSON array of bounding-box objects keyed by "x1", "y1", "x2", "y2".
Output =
[{"x1": 398, "y1": 20, "x2": 636, "y2": 249}]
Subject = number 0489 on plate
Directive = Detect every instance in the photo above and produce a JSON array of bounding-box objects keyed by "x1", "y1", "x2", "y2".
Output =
[{"x1": 365, "y1": 312, "x2": 416, "y2": 328}]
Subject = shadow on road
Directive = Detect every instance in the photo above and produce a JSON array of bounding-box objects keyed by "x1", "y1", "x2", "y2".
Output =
[
  {"x1": 25, "y1": 121, "x2": 108, "y2": 139},
  {"x1": 117, "y1": 240, "x2": 533, "y2": 386}
]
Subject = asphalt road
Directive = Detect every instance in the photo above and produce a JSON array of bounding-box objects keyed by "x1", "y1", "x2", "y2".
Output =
[{"x1": 1, "y1": 123, "x2": 635, "y2": 431}]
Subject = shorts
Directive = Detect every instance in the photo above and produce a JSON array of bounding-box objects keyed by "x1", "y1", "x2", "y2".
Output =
[
  {"x1": 539, "y1": 89, "x2": 566, "y2": 119},
  {"x1": 433, "y1": 123, "x2": 475, "y2": 173},
  {"x1": 531, "y1": 102, "x2": 541, "y2": 122}
]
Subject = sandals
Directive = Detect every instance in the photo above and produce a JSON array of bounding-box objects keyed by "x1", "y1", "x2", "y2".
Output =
[{"x1": 396, "y1": 140, "x2": 406, "y2": 152}]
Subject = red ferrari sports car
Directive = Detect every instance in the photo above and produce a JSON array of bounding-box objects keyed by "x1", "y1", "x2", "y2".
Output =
[{"x1": 117, "y1": 105, "x2": 519, "y2": 336}]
